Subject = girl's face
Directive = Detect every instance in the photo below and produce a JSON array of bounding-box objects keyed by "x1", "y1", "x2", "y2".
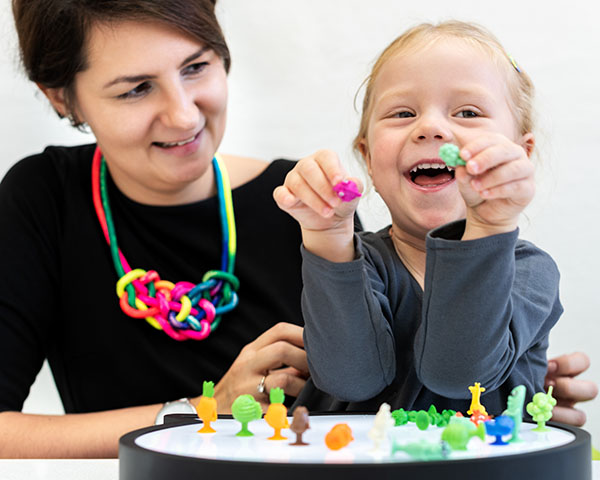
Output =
[
  {"x1": 361, "y1": 38, "x2": 528, "y2": 240},
  {"x1": 55, "y1": 20, "x2": 228, "y2": 205}
]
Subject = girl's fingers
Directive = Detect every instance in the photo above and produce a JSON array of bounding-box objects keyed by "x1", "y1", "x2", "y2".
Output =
[
  {"x1": 284, "y1": 167, "x2": 339, "y2": 217},
  {"x1": 272, "y1": 185, "x2": 302, "y2": 210},
  {"x1": 470, "y1": 159, "x2": 534, "y2": 196},
  {"x1": 461, "y1": 136, "x2": 527, "y2": 175},
  {"x1": 475, "y1": 177, "x2": 535, "y2": 203}
]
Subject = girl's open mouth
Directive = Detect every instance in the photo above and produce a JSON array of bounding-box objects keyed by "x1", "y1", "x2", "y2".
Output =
[{"x1": 408, "y1": 162, "x2": 455, "y2": 187}]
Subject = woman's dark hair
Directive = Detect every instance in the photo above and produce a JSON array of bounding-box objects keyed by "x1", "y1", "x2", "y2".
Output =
[{"x1": 12, "y1": 0, "x2": 230, "y2": 127}]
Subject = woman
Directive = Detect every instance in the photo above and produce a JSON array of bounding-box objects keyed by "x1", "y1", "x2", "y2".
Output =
[{"x1": 1, "y1": 0, "x2": 594, "y2": 458}]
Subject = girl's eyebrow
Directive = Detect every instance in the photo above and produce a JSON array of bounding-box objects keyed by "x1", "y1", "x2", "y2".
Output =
[{"x1": 102, "y1": 47, "x2": 209, "y2": 89}]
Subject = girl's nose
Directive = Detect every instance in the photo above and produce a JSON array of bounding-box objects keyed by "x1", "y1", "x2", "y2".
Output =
[{"x1": 412, "y1": 113, "x2": 451, "y2": 142}]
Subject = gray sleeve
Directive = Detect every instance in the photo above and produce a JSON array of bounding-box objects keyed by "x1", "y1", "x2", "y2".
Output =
[
  {"x1": 300, "y1": 235, "x2": 396, "y2": 402},
  {"x1": 415, "y1": 221, "x2": 562, "y2": 398}
]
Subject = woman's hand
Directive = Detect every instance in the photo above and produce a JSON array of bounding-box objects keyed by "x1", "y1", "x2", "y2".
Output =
[
  {"x1": 454, "y1": 133, "x2": 535, "y2": 240},
  {"x1": 208, "y1": 323, "x2": 309, "y2": 413},
  {"x1": 273, "y1": 149, "x2": 362, "y2": 262},
  {"x1": 544, "y1": 352, "x2": 598, "y2": 426}
]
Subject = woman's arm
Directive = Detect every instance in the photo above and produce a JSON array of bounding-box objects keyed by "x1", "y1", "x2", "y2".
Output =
[{"x1": 0, "y1": 405, "x2": 160, "y2": 458}]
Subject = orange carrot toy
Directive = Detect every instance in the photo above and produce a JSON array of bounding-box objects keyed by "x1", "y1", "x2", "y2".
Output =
[
  {"x1": 196, "y1": 381, "x2": 218, "y2": 433},
  {"x1": 264, "y1": 387, "x2": 289, "y2": 440}
]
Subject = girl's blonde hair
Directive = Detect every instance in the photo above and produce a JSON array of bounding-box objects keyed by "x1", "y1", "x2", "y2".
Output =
[{"x1": 353, "y1": 20, "x2": 535, "y2": 155}]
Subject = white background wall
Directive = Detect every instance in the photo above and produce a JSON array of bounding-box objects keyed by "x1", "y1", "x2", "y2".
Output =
[{"x1": 1, "y1": 0, "x2": 599, "y2": 442}]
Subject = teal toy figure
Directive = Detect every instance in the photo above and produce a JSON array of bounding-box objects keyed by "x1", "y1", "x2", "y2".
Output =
[
  {"x1": 526, "y1": 386, "x2": 557, "y2": 432},
  {"x1": 231, "y1": 394, "x2": 262, "y2": 437},
  {"x1": 439, "y1": 143, "x2": 465, "y2": 167},
  {"x1": 441, "y1": 417, "x2": 486, "y2": 451},
  {"x1": 391, "y1": 439, "x2": 449, "y2": 461},
  {"x1": 502, "y1": 384, "x2": 526, "y2": 442}
]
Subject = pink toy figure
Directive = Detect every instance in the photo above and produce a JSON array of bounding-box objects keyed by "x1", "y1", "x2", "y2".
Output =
[{"x1": 333, "y1": 180, "x2": 362, "y2": 202}]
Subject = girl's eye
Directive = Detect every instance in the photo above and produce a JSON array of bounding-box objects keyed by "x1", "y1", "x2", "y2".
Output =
[
  {"x1": 117, "y1": 82, "x2": 151, "y2": 100},
  {"x1": 456, "y1": 109, "x2": 479, "y2": 118},
  {"x1": 393, "y1": 111, "x2": 415, "y2": 119},
  {"x1": 183, "y1": 62, "x2": 209, "y2": 75}
]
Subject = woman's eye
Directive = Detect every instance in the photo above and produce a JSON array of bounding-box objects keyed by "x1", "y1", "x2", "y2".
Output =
[
  {"x1": 183, "y1": 62, "x2": 209, "y2": 75},
  {"x1": 393, "y1": 111, "x2": 415, "y2": 119},
  {"x1": 456, "y1": 109, "x2": 479, "y2": 118},
  {"x1": 117, "y1": 82, "x2": 151, "y2": 99}
]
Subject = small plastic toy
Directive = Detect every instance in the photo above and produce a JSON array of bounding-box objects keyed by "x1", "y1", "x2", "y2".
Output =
[
  {"x1": 415, "y1": 410, "x2": 431, "y2": 431},
  {"x1": 467, "y1": 382, "x2": 488, "y2": 416},
  {"x1": 441, "y1": 417, "x2": 486, "y2": 451},
  {"x1": 526, "y1": 386, "x2": 557, "y2": 432},
  {"x1": 368, "y1": 403, "x2": 394, "y2": 450},
  {"x1": 502, "y1": 384, "x2": 526, "y2": 442},
  {"x1": 391, "y1": 408, "x2": 408, "y2": 426},
  {"x1": 231, "y1": 394, "x2": 262, "y2": 437},
  {"x1": 469, "y1": 409, "x2": 491, "y2": 426},
  {"x1": 333, "y1": 180, "x2": 362, "y2": 202},
  {"x1": 439, "y1": 143, "x2": 465, "y2": 167},
  {"x1": 325, "y1": 423, "x2": 354, "y2": 451},
  {"x1": 289, "y1": 406, "x2": 310, "y2": 446},
  {"x1": 391, "y1": 439, "x2": 450, "y2": 461},
  {"x1": 196, "y1": 381, "x2": 218, "y2": 433},
  {"x1": 264, "y1": 387, "x2": 289, "y2": 440},
  {"x1": 484, "y1": 416, "x2": 515, "y2": 446},
  {"x1": 391, "y1": 405, "x2": 456, "y2": 429}
]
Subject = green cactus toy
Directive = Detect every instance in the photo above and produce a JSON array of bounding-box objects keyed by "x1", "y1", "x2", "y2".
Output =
[{"x1": 231, "y1": 394, "x2": 262, "y2": 437}]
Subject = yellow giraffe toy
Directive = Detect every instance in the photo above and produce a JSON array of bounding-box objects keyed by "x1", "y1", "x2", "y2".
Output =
[{"x1": 467, "y1": 382, "x2": 487, "y2": 416}]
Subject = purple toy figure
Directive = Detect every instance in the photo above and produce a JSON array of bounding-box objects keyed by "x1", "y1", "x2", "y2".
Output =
[{"x1": 333, "y1": 180, "x2": 362, "y2": 202}]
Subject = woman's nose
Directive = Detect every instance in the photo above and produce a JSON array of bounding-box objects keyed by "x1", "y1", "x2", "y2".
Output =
[{"x1": 160, "y1": 85, "x2": 197, "y2": 130}]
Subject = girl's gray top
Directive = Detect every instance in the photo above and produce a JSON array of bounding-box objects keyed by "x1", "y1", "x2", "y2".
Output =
[{"x1": 297, "y1": 220, "x2": 562, "y2": 415}]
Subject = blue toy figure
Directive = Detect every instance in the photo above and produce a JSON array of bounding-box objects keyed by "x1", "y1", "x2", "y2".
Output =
[{"x1": 485, "y1": 416, "x2": 515, "y2": 445}]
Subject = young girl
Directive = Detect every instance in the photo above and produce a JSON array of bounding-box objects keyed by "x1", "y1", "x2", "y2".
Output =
[{"x1": 274, "y1": 20, "x2": 562, "y2": 415}]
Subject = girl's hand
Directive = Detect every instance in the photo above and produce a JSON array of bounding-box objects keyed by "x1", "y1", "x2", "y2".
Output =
[
  {"x1": 454, "y1": 133, "x2": 535, "y2": 240},
  {"x1": 274, "y1": 150, "x2": 362, "y2": 262},
  {"x1": 273, "y1": 149, "x2": 362, "y2": 233},
  {"x1": 209, "y1": 323, "x2": 309, "y2": 413}
]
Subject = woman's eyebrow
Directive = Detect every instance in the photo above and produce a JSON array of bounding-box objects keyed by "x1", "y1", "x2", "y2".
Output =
[{"x1": 102, "y1": 47, "x2": 209, "y2": 89}]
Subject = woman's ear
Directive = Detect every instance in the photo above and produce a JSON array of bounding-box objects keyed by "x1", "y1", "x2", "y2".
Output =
[
  {"x1": 520, "y1": 132, "x2": 535, "y2": 158},
  {"x1": 37, "y1": 84, "x2": 69, "y2": 117}
]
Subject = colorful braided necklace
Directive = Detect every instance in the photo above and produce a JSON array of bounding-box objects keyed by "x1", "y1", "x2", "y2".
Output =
[{"x1": 91, "y1": 147, "x2": 239, "y2": 341}]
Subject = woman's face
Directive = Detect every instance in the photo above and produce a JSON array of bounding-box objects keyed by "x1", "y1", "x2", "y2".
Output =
[{"x1": 70, "y1": 20, "x2": 228, "y2": 204}]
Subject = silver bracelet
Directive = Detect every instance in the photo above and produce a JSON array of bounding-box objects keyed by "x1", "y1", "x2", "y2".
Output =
[{"x1": 155, "y1": 398, "x2": 196, "y2": 425}]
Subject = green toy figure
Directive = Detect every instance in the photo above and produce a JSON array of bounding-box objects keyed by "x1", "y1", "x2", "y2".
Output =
[
  {"x1": 415, "y1": 410, "x2": 430, "y2": 431},
  {"x1": 391, "y1": 439, "x2": 450, "y2": 461},
  {"x1": 231, "y1": 394, "x2": 262, "y2": 437},
  {"x1": 526, "y1": 386, "x2": 557, "y2": 432},
  {"x1": 441, "y1": 417, "x2": 486, "y2": 451},
  {"x1": 439, "y1": 143, "x2": 466, "y2": 167},
  {"x1": 502, "y1": 384, "x2": 526, "y2": 442},
  {"x1": 391, "y1": 408, "x2": 408, "y2": 426}
]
